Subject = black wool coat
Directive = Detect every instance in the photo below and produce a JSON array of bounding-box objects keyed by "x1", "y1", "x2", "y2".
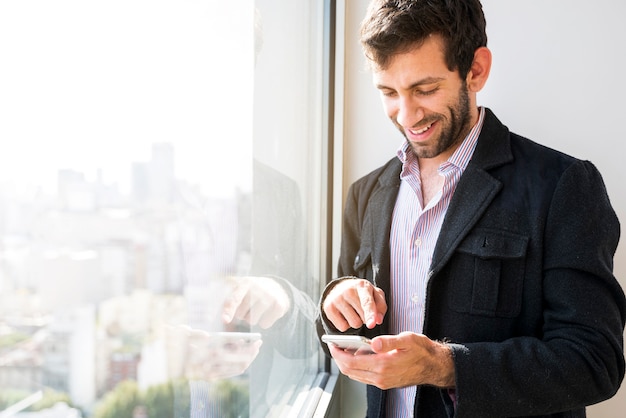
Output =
[{"x1": 318, "y1": 109, "x2": 626, "y2": 418}]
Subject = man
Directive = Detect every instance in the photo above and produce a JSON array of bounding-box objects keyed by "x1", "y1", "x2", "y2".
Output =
[{"x1": 316, "y1": 1, "x2": 626, "y2": 417}]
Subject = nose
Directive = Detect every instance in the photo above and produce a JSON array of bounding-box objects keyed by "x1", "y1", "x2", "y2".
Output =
[{"x1": 395, "y1": 96, "x2": 425, "y2": 129}]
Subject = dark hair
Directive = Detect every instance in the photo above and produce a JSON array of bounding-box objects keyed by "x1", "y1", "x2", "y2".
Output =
[{"x1": 360, "y1": 0, "x2": 487, "y2": 77}]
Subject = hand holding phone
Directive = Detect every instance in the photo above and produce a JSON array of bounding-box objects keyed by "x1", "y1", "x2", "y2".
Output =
[
  {"x1": 167, "y1": 325, "x2": 263, "y2": 380},
  {"x1": 322, "y1": 334, "x2": 374, "y2": 354}
]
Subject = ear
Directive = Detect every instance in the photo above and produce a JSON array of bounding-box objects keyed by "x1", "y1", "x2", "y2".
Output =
[{"x1": 466, "y1": 47, "x2": 492, "y2": 92}]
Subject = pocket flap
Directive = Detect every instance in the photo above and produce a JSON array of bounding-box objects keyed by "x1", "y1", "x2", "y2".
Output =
[{"x1": 457, "y1": 229, "x2": 528, "y2": 259}]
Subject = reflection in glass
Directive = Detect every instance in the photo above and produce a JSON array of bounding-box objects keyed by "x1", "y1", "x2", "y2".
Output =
[{"x1": 0, "y1": 0, "x2": 324, "y2": 417}]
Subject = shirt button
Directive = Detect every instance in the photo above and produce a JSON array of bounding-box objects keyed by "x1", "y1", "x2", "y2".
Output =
[
  {"x1": 414, "y1": 237, "x2": 422, "y2": 247},
  {"x1": 411, "y1": 294, "x2": 420, "y2": 304}
]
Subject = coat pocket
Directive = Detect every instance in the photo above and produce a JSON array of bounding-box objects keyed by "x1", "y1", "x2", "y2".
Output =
[{"x1": 448, "y1": 228, "x2": 528, "y2": 318}]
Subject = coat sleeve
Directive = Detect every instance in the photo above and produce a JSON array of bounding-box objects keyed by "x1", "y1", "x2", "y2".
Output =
[
  {"x1": 316, "y1": 172, "x2": 385, "y2": 348},
  {"x1": 316, "y1": 181, "x2": 365, "y2": 341},
  {"x1": 451, "y1": 160, "x2": 625, "y2": 417},
  {"x1": 338, "y1": 180, "x2": 366, "y2": 278}
]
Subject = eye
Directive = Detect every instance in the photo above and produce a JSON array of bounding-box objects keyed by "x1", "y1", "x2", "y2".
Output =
[
  {"x1": 380, "y1": 89, "x2": 397, "y2": 98},
  {"x1": 416, "y1": 87, "x2": 439, "y2": 96}
]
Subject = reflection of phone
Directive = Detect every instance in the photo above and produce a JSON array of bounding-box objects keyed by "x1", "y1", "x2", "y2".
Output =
[
  {"x1": 196, "y1": 331, "x2": 262, "y2": 348},
  {"x1": 184, "y1": 331, "x2": 263, "y2": 380},
  {"x1": 321, "y1": 334, "x2": 374, "y2": 354}
]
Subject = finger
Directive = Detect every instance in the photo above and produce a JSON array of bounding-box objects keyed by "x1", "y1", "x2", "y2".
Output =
[
  {"x1": 248, "y1": 297, "x2": 275, "y2": 328},
  {"x1": 231, "y1": 290, "x2": 253, "y2": 323},
  {"x1": 325, "y1": 297, "x2": 367, "y2": 331},
  {"x1": 324, "y1": 304, "x2": 355, "y2": 332},
  {"x1": 223, "y1": 282, "x2": 254, "y2": 323},
  {"x1": 328, "y1": 343, "x2": 359, "y2": 360},
  {"x1": 257, "y1": 303, "x2": 286, "y2": 329},
  {"x1": 328, "y1": 345, "x2": 380, "y2": 383},
  {"x1": 356, "y1": 281, "x2": 379, "y2": 328},
  {"x1": 222, "y1": 285, "x2": 244, "y2": 323},
  {"x1": 371, "y1": 332, "x2": 415, "y2": 353},
  {"x1": 236, "y1": 293, "x2": 253, "y2": 323},
  {"x1": 372, "y1": 287, "x2": 388, "y2": 325},
  {"x1": 257, "y1": 312, "x2": 278, "y2": 329}
]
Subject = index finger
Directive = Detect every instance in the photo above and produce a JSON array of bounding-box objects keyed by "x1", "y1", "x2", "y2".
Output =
[
  {"x1": 356, "y1": 281, "x2": 379, "y2": 329},
  {"x1": 222, "y1": 283, "x2": 249, "y2": 323}
]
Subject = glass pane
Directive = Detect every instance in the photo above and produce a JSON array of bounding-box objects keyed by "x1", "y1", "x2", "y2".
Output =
[{"x1": 0, "y1": 1, "x2": 323, "y2": 417}]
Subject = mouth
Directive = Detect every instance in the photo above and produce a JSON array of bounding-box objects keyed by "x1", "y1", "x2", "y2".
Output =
[
  {"x1": 408, "y1": 123, "x2": 434, "y2": 135},
  {"x1": 405, "y1": 120, "x2": 437, "y2": 141}
]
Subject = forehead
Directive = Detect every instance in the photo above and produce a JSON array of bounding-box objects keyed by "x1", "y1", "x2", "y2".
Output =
[{"x1": 372, "y1": 35, "x2": 454, "y2": 87}]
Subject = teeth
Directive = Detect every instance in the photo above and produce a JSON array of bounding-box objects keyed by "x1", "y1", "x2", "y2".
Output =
[{"x1": 410, "y1": 123, "x2": 432, "y2": 135}]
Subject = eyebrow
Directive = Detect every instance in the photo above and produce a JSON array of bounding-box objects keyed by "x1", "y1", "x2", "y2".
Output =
[{"x1": 375, "y1": 76, "x2": 446, "y2": 91}]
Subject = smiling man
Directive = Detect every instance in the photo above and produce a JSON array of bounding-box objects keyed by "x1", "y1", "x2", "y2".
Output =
[{"x1": 317, "y1": 1, "x2": 625, "y2": 417}]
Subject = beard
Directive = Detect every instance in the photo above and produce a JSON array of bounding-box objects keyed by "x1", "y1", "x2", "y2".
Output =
[{"x1": 397, "y1": 83, "x2": 473, "y2": 159}]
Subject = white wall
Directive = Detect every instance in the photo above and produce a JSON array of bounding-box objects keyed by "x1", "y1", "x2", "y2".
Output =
[{"x1": 340, "y1": 1, "x2": 626, "y2": 416}]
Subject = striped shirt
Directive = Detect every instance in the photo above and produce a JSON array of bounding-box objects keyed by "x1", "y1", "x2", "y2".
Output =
[{"x1": 386, "y1": 107, "x2": 485, "y2": 418}]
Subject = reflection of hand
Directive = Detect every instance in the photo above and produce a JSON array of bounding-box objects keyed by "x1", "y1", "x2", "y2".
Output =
[
  {"x1": 168, "y1": 325, "x2": 262, "y2": 381},
  {"x1": 323, "y1": 278, "x2": 387, "y2": 331},
  {"x1": 222, "y1": 276, "x2": 291, "y2": 329}
]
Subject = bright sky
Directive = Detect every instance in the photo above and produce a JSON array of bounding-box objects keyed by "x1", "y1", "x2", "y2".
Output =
[{"x1": 0, "y1": 0, "x2": 254, "y2": 195}]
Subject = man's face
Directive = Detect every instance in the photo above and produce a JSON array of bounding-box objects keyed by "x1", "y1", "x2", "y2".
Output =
[{"x1": 372, "y1": 35, "x2": 477, "y2": 161}]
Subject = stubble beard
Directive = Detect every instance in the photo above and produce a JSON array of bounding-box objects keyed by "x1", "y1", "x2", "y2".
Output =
[{"x1": 402, "y1": 85, "x2": 473, "y2": 159}]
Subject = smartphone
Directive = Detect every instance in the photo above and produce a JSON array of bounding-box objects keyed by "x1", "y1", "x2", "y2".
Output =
[
  {"x1": 188, "y1": 331, "x2": 262, "y2": 350},
  {"x1": 184, "y1": 330, "x2": 263, "y2": 380},
  {"x1": 321, "y1": 334, "x2": 374, "y2": 354}
]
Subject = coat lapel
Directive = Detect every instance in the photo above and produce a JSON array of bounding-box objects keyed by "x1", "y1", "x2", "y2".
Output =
[
  {"x1": 367, "y1": 160, "x2": 401, "y2": 295},
  {"x1": 430, "y1": 109, "x2": 514, "y2": 274}
]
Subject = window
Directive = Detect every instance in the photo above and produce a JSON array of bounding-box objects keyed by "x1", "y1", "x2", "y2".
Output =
[{"x1": 0, "y1": 1, "x2": 332, "y2": 416}]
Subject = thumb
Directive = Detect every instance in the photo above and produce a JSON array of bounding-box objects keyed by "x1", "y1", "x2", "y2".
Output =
[{"x1": 371, "y1": 332, "x2": 414, "y2": 353}]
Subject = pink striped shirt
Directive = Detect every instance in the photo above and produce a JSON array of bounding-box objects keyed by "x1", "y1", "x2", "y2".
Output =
[{"x1": 386, "y1": 107, "x2": 485, "y2": 417}]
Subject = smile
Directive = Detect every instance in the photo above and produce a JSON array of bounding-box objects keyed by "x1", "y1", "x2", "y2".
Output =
[{"x1": 408, "y1": 123, "x2": 433, "y2": 135}]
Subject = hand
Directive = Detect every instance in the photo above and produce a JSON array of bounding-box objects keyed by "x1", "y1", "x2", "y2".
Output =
[
  {"x1": 167, "y1": 325, "x2": 263, "y2": 381},
  {"x1": 322, "y1": 278, "x2": 387, "y2": 331},
  {"x1": 222, "y1": 276, "x2": 291, "y2": 329},
  {"x1": 328, "y1": 331, "x2": 455, "y2": 389}
]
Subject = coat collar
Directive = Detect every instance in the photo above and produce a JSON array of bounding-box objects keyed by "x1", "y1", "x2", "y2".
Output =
[{"x1": 467, "y1": 108, "x2": 513, "y2": 170}]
